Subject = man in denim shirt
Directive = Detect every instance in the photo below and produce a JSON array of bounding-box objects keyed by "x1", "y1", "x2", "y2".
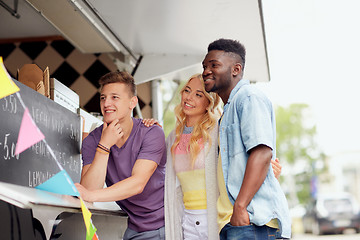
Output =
[{"x1": 202, "y1": 39, "x2": 291, "y2": 239}]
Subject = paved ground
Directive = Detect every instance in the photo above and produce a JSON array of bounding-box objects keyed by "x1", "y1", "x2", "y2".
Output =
[{"x1": 292, "y1": 230, "x2": 359, "y2": 240}]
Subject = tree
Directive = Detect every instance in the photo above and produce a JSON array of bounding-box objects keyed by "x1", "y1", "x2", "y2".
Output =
[
  {"x1": 275, "y1": 103, "x2": 327, "y2": 206},
  {"x1": 161, "y1": 79, "x2": 183, "y2": 137}
]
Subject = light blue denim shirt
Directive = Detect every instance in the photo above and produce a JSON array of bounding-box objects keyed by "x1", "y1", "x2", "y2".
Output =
[{"x1": 219, "y1": 79, "x2": 291, "y2": 238}]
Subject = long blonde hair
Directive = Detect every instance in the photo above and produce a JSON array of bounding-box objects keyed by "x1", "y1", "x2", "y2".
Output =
[{"x1": 170, "y1": 74, "x2": 222, "y2": 167}]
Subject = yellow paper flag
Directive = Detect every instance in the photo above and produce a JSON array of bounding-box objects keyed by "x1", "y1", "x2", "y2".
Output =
[
  {"x1": 80, "y1": 197, "x2": 92, "y2": 233},
  {"x1": 0, "y1": 57, "x2": 19, "y2": 99}
]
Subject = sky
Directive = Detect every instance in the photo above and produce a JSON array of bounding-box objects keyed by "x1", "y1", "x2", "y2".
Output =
[{"x1": 256, "y1": 0, "x2": 360, "y2": 156}]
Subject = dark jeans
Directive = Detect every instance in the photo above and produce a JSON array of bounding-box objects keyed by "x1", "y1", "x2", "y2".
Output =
[
  {"x1": 220, "y1": 223, "x2": 287, "y2": 240},
  {"x1": 123, "y1": 226, "x2": 165, "y2": 240}
]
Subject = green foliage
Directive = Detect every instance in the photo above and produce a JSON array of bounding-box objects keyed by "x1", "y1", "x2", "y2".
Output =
[
  {"x1": 275, "y1": 103, "x2": 327, "y2": 205},
  {"x1": 163, "y1": 106, "x2": 176, "y2": 137},
  {"x1": 161, "y1": 80, "x2": 185, "y2": 137},
  {"x1": 276, "y1": 104, "x2": 316, "y2": 164}
]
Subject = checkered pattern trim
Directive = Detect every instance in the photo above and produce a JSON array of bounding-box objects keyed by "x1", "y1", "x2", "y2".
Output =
[{"x1": 0, "y1": 39, "x2": 151, "y2": 118}]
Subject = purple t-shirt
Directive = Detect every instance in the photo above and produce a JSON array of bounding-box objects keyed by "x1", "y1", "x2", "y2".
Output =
[{"x1": 82, "y1": 118, "x2": 166, "y2": 232}]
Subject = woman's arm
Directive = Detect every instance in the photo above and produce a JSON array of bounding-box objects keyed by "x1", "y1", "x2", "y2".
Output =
[{"x1": 271, "y1": 158, "x2": 282, "y2": 180}]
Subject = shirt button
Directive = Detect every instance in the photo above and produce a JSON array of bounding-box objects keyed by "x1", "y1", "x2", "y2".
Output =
[{"x1": 196, "y1": 221, "x2": 200, "y2": 225}]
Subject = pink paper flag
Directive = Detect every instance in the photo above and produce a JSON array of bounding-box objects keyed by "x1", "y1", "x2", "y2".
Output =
[{"x1": 15, "y1": 107, "x2": 45, "y2": 155}]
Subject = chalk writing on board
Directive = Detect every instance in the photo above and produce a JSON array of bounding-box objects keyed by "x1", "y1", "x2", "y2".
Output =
[
  {"x1": 29, "y1": 139, "x2": 80, "y2": 175},
  {"x1": 0, "y1": 80, "x2": 81, "y2": 187},
  {"x1": 0, "y1": 133, "x2": 19, "y2": 161},
  {"x1": 31, "y1": 106, "x2": 65, "y2": 134},
  {"x1": 2, "y1": 94, "x2": 17, "y2": 114},
  {"x1": 28, "y1": 170, "x2": 55, "y2": 187},
  {"x1": 70, "y1": 123, "x2": 81, "y2": 142}
]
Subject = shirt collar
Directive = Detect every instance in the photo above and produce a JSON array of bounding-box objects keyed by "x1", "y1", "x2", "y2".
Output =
[
  {"x1": 227, "y1": 79, "x2": 250, "y2": 105},
  {"x1": 220, "y1": 79, "x2": 249, "y2": 121}
]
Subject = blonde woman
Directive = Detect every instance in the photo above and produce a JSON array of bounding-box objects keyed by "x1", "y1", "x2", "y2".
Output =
[
  {"x1": 164, "y1": 74, "x2": 221, "y2": 240},
  {"x1": 143, "y1": 74, "x2": 281, "y2": 240}
]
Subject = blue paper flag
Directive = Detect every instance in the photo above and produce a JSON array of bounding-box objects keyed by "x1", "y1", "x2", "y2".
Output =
[{"x1": 35, "y1": 169, "x2": 79, "y2": 196}]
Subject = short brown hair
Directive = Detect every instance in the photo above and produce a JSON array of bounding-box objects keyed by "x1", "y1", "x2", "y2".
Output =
[{"x1": 99, "y1": 71, "x2": 136, "y2": 96}]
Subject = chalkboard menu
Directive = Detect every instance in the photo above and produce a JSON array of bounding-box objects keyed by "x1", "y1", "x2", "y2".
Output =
[{"x1": 0, "y1": 80, "x2": 81, "y2": 187}]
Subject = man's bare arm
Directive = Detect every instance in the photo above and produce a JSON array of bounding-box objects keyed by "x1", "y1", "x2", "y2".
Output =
[
  {"x1": 80, "y1": 120, "x2": 124, "y2": 190},
  {"x1": 76, "y1": 159, "x2": 158, "y2": 202},
  {"x1": 230, "y1": 144, "x2": 272, "y2": 226},
  {"x1": 80, "y1": 152, "x2": 109, "y2": 190}
]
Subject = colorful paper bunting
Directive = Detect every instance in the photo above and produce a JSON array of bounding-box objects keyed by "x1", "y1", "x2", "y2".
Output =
[
  {"x1": 3, "y1": 54, "x2": 98, "y2": 239},
  {"x1": 92, "y1": 233, "x2": 99, "y2": 240},
  {"x1": 80, "y1": 198, "x2": 92, "y2": 232},
  {"x1": 15, "y1": 107, "x2": 45, "y2": 155},
  {"x1": 81, "y1": 198, "x2": 98, "y2": 239},
  {"x1": 0, "y1": 57, "x2": 20, "y2": 99},
  {"x1": 86, "y1": 222, "x2": 98, "y2": 240},
  {"x1": 35, "y1": 169, "x2": 79, "y2": 196}
]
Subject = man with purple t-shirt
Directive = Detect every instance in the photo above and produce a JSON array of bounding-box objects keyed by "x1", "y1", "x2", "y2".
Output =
[{"x1": 75, "y1": 71, "x2": 166, "y2": 240}]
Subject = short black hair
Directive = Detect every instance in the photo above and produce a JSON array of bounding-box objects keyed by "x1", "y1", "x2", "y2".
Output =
[{"x1": 208, "y1": 38, "x2": 246, "y2": 69}]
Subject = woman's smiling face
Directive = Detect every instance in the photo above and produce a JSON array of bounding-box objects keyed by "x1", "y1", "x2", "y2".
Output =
[{"x1": 181, "y1": 77, "x2": 210, "y2": 126}]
